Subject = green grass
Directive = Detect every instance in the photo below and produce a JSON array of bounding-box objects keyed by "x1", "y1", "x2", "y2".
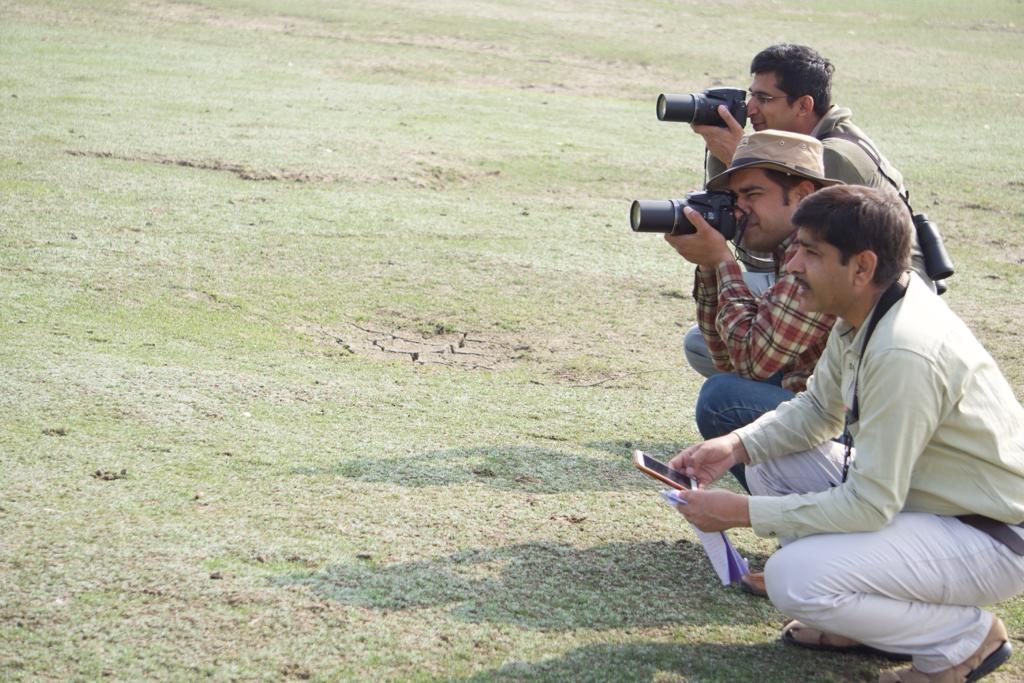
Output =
[{"x1": 2, "y1": 1, "x2": 1023, "y2": 681}]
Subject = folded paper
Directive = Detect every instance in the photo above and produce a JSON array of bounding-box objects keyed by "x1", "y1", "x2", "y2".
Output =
[{"x1": 661, "y1": 489, "x2": 750, "y2": 585}]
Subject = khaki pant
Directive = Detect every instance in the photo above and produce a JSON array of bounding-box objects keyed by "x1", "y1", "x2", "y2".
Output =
[{"x1": 747, "y1": 443, "x2": 1024, "y2": 673}]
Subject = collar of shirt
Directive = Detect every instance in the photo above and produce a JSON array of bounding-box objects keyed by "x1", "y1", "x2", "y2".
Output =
[{"x1": 774, "y1": 233, "x2": 797, "y2": 277}]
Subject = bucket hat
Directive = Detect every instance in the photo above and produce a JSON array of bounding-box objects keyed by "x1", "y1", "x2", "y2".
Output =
[{"x1": 706, "y1": 130, "x2": 844, "y2": 191}]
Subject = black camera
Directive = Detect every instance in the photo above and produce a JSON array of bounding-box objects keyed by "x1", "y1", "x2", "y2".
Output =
[
  {"x1": 913, "y1": 213, "x2": 955, "y2": 281},
  {"x1": 657, "y1": 87, "x2": 748, "y2": 128},
  {"x1": 630, "y1": 191, "x2": 738, "y2": 239}
]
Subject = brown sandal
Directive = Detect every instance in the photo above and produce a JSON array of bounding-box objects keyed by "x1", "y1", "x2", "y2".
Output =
[
  {"x1": 878, "y1": 616, "x2": 1011, "y2": 682},
  {"x1": 782, "y1": 620, "x2": 911, "y2": 661}
]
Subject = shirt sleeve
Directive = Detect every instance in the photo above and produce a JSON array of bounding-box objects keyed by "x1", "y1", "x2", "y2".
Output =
[
  {"x1": 744, "y1": 347, "x2": 946, "y2": 539},
  {"x1": 693, "y1": 265, "x2": 734, "y2": 373},
  {"x1": 736, "y1": 328, "x2": 846, "y2": 461},
  {"x1": 711, "y1": 259, "x2": 835, "y2": 382}
]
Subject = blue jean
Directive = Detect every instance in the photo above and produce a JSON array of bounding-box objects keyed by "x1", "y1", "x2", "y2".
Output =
[{"x1": 695, "y1": 372, "x2": 795, "y2": 492}]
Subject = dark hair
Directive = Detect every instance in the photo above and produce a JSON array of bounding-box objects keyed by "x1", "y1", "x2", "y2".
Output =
[
  {"x1": 763, "y1": 169, "x2": 823, "y2": 204},
  {"x1": 750, "y1": 44, "x2": 833, "y2": 117},
  {"x1": 791, "y1": 185, "x2": 911, "y2": 286}
]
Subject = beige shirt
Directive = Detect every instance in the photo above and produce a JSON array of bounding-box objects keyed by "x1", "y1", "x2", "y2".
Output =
[{"x1": 736, "y1": 274, "x2": 1024, "y2": 540}]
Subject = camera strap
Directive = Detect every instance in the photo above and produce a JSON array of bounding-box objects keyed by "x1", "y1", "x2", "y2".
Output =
[
  {"x1": 821, "y1": 129, "x2": 953, "y2": 292},
  {"x1": 832, "y1": 271, "x2": 1022, "y2": 553},
  {"x1": 819, "y1": 130, "x2": 914, "y2": 212},
  {"x1": 839, "y1": 273, "x2": 909, "y2": 483}
]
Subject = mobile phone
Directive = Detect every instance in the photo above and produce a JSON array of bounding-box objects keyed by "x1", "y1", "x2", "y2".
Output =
[{"x1": 632, "y1": 449, "x2": 694, "y2": 490}]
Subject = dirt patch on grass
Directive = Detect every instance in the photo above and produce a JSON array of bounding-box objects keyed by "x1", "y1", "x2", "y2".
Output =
[
  {"x1": 297, "y1": 318, "x2": 668, "y2": 388},
  {"x1": 299, "y1": 320, "x2": 517, "y2": 370},
  {"x1": 65, "y1": 150, "x2": 349, "y2": 184},
  {"x1": 92, "y1": 468, "x2": 128, "y2": 481},
  {"x1": 65, "y1": 149, "x2": 498, "y2": 190}
]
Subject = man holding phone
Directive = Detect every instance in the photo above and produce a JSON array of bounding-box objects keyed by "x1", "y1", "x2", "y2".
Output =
[
  {"x1": 668, "y1": 130, "x2": 847, "y2": 520},
  {"x1": 668, "y1": 185, "x2": 1024, "y2": 683}
]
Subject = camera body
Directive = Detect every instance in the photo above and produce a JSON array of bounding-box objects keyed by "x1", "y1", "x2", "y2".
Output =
[
  {"x1": 657, "y1": 87, "x2": 748, "y2": 128},
  {"x1": 630, "y1": 191, "x2": 738, "y2": 240}
]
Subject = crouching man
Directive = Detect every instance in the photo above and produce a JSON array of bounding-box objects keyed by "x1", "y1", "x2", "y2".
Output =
[{"x1": 669, "y1": 185, "x2": 1024, "y2": 682}]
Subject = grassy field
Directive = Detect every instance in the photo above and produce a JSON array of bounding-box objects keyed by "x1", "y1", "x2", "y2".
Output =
[{"x1": 2, "y1": 1, "x2": 1023, "y2": 681}]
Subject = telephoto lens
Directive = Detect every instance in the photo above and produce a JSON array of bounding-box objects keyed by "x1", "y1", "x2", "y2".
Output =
[
  {"x1": 656, "y1": 87, "x2": 748, "y2": 128},
  {"x1": 630, "y1": 199, "x2": 694, "y2": 235},
  {"x1": 657, "y1": 94, "x2": 702, "y2": 122},
  {"x1": 630, "y1": 191, "x2": 737, "y2": 239}
]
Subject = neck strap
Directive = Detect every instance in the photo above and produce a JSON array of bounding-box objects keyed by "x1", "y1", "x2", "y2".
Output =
[
  {"x1": 848, "y1": 273, "x2": 910, "y2": 422},
  {"x1": 820, "y1": 130, "x2": 911, "y2": 211},
  {"x1": 839, "y1": 273, "x2": 909, "y2": 483}
]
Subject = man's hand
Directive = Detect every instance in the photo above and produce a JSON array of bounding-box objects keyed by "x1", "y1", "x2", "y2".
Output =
[
  {"x1": 691, "y1": 105, "x2": 746, "y2": 164},
  {"x1": 663, "y1": 206, "x2": 734, "y2": 270},
  {"x1": 672, "y1": 488, "x2": 750, "y2": 532},
  {"x1": 668, "y1": 433, "x2": 748, "y2": 488}
]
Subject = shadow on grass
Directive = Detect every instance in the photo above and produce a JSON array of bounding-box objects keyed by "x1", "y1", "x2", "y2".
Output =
[
  {"x1": 446, "y1": 639, "x2": 882, "y2": 683},
  {"x1": 290, "y1": 440, "x2": 686, "y2": 494},
  {"x1": 272, "y1": 539, "x2": 775, "y2": 631}
]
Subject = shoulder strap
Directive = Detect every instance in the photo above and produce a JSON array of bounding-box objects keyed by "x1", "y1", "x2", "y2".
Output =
[
  {"x1": 849, "y1": 274, "x2": 910, "y2": 422},
  {"x1": 839, "y1": 274, "x2": 910, "y2": 483},
  {"x1": 821, "y1": 130, "x2": 883, "y2": 167},
  {"x1": 820, "y1": 130, "x2": 909, "y2": 207},
  {"x1": 822, "y1": 131, "x2": 953, "y2": 291}
]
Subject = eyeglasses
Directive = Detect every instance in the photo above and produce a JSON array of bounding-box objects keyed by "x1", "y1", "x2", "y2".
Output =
[{"x1": 747, "y1": 90, "x2": 784, "y2": 105}]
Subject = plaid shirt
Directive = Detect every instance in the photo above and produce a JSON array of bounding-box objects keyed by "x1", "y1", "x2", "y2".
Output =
[{"x1": 694, "y1": 235, "x2": 836, "y2": 392}]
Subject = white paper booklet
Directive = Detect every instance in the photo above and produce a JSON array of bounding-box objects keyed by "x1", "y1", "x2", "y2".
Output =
[{"x1": 660, "y1": 489, "x2": 751, "y2": 585}]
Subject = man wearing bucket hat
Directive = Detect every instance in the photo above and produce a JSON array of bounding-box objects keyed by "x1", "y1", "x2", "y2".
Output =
[
  {"x1": 666, "y1": 130, "x2": 845, "y2": 516},
  {"x1": 681, "y1": 45, "x2": 940, "y2": 383},
  {"x1": 689, "y1": 43, "x2": 936, "y2": 292}
]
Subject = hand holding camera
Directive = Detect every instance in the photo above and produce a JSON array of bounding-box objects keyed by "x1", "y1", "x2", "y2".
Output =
[
  {"x1": 630, "y1": 87, "x2": 746, "y2": 251},
  {"x1": 656, "y1": 87, "x2": 748, "y2": 163},
  {"x1": 692, "y1": 105, "x2": 747, "y2": 165},
  {"x1": 630, "y1": 191, "x2": 737, "y2": 238},
  {"x1": 656, "y1": 87, "x2": 748, "y2": 127},
  {"x1": 660, "y1": 202, "x2": 736, "y2": 270},
  {"x1": 631, "y1": 191, "x2": 739, "y2": 269}
]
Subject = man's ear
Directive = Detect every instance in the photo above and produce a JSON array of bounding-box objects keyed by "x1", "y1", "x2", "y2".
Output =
[
  {"x1": 793, "y1": 179, "x2": 817, "y2": 202},
  {"x1": 795, "y1": 94, "x2": 816, "y2": 116},
  {"x1": 852, "y1": 250, "x2": 879, "y2": 287}
]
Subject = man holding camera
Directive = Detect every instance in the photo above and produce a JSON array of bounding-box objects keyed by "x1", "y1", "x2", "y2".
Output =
[
  {"x1": 684, "y1": 44, "x2": 938, "y2": 378},
  {"x1": 666, "y1": 130, "x2": 844, "y2": 502},
  {"x1": 669, "y1": 184, "x2": 1024, "y2": 683},
  {"x1": 675, "y1": 44, "x2": 941, "y2": 504},
  {"x1": 671, "y1": 44, "x2": 942, "y2": 389},
  {"x1": 691, "y1": 42, "x2": 947, "y2": 288},
  {"x1": 695, "y1": 43, "x2": 903, "y2": 194}
]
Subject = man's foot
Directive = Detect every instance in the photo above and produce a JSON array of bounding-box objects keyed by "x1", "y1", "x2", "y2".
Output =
[
  {"x1": 739, "y1": 572, "x2": 767, "y2": 597},
  {"x1": 877, "y1": 616, "x2": 1011, "y2": 682},
  {"x1": 783, "y1": 620, "x2": 912, "y2": 661}
]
